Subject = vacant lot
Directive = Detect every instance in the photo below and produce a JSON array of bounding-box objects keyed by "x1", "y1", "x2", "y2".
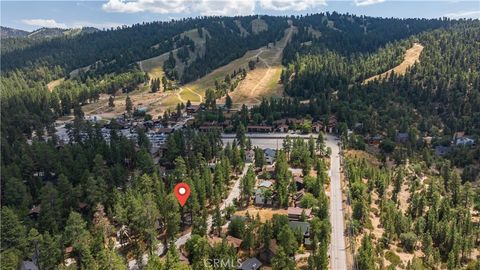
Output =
[
  {"x1": 363, "y1": 43, "x2": 424, "y2": 84},
  {"x1": 234, "y1": 207, "x2": 287, "y2": 223}
]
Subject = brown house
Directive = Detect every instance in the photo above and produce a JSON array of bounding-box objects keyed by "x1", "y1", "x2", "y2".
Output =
[
  {"x1": 247, "y1": 125, "x2": 272, "y2": 133},
  {"x1": 288, "y1": 207, "x2": 312, "y2": 220}
]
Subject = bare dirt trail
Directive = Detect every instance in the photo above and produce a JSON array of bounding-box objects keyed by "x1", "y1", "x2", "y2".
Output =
[
  {"x1": 363, "y1": 43, "x2": 424, "y2": 84},
  {"x1": 225, "y1": 24, "x2": 295, "y2": 106}
]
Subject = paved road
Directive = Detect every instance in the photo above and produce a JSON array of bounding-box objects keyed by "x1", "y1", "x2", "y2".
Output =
[{"x1": 325, "y1": 135, "x2": 347, "y2": 270}]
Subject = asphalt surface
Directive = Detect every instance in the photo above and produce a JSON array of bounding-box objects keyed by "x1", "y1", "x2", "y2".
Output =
[{"x1": 326, "y1": 135, "x2": 347, "y2": 270}]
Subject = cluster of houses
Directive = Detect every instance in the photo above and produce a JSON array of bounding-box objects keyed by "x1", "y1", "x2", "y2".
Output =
[
  {"x1": 363, "y1": 129, "x2": 476, "y2": 157},
  {"x1": 198, "y1": 116, "x2": 338, "y2": 134}
]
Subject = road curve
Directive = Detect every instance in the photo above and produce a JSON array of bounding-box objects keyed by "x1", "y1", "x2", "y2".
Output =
[{"x1": 326, "y1": 135, "x2": 347, "y2": 270}]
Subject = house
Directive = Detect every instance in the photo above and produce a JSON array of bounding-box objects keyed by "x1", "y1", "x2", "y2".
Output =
[
  {"x1": 289, "y1": 221, "x2": 312, "y2": 246},
  {"x1": 199, "y1": 126, "x2": 223, "y2": 132},
  {"x1": 288, "y1": 207, "x2": 312, "y2": 221},
  {"x1": 259, "y1": 239, "x2": 279, "y2": 263},
  {"x1": 294, "y1": 176, "x2": 304, "y2": 191},
  {"x1": 456, "y1": 137, "x2": 475, "y2": 147},
  {"x1": 277, "y1": 124, "x2": 289, "y2": 133},
  {"x1": 435, "y1": 145, "x2": 450, "y2": 156},
  {"x1": 368, "y1": 135, "x2": 383, "y2": 145},
  {"x1": 453, "y1": 131, "x2": 465, "y2": 141},
  {"x1": 396, "y1": 133, "x2": 409, "y2": 143},
  {"x1": 327, "y1": 116, "x2": 337, "y2": 133},
  {"x1": 264, "y1": 148, "x2": 276, "y2": 165},
  {"x1": 238, "y1": 258, "x2": 262, "y2": 270},
  {"x1": 294, "y1": 191, "x2": 305, "y2": 206},
  {"x1": 245, "y1": 150, "x2": 255, "y2": 163},
  {"x1": 254, "y1": 189, "x2": 273, "y2": 206},
  {"x1": 186, "y1": 105, "x2": 200, "y2": 114},
  {"x1": 21, "y1": 261, "x2": 38, "y2": 270},
  {"x1": 247, "y1": 125, "x2": 272, "y2": 133},
  {"x1": 312, "y1": 122, "x2": 324, "y2": 133},
  {"x1": 28, "y1": 205, "x2": 41, "y2": 219},
  {"x1": 226, "y1": 236, "x2": 242, "y2": 250},
  {"x1": 258, "y1": 180, "x2": 273, "y2": 188}
]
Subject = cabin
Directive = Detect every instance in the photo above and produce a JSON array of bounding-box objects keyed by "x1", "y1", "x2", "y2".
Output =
[
  {"x1": 327, "y1": 116, "x2": 337, "y2": 133},
  {"x1": 226, "y1": 236, "x2": 242, "y2": 251},
  {"x1": 186, "y1": 105, "x2": 200, "y2": 114},
  {"x1": 238, "y1": 258, "x2": 262, "y2": 270},
  {"x1": 288, "y1": 207, "x2": 311, "y2": 221},
  {"x1": 28, "y1": 205, "x2": 41, "y2": 219},
  {"x1": 264, "y1": 148, "x2": 276, "y2": 165},
  {"x1": 289, "y1": 221, "x2": 312, "y2": 246},
  {"x1": 259, "y1": 239, "x2": 279, "y2": 263},
  {"x1": 254, "y1": 189, "x2": 273, "y2": 206},
  {"x1": 368, "y1": 135, "x2": 383, "y2": 145},
  {"x1": 294, "y1": 176, "x2": 304, "y2": 191}
]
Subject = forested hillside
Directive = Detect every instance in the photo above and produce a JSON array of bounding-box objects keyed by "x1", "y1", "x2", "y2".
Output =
[{"x1": 1, "y1": 12, "x2": 479, "y2": 270}]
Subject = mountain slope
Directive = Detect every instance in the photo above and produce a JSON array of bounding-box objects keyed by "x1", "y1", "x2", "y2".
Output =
[{"x1": 0, "y1": 26, "x2": 29, "y2": 38}]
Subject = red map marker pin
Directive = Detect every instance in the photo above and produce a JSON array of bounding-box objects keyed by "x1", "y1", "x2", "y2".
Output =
[{"x1": 174, "y1": 183, "x2": 190, "y2": 207}]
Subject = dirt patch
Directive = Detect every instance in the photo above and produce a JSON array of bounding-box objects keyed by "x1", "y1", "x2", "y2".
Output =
[
  {"x1": 363, "y1": 43, "x2": 424, "y2": 84},
  {"x1": 234, "y1": 207, "x2": 287, "y2": 223},
  {"x1": 220, "y1": 25, "x2": 295, "y2": 107},
  {"x1": 47, "y1": 78, "x2": 64, "y2": 92}
]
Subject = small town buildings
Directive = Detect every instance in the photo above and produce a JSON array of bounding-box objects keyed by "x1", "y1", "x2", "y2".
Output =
[
  {"x1": 238, "y1": 258, "x2": 262, "y2": 270},
  {"x1": 288, "y1": 207, "x2": 312, "y2": 221},
  {"x1": 199, "y1": 125, "x2": 223, "y2": 132},
  {"x1": 247, "y1": 125, "x2": 272, "y2": 133}
]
